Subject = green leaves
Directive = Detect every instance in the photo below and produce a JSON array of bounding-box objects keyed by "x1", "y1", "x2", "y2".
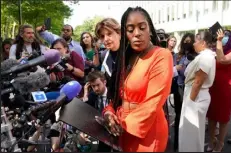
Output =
[
  {"x1": 73, "y1": 15, "x2": 104, "y2": 42},
  {"x1": 1, "y1": 0, "x2": 73, "y2": 39}
]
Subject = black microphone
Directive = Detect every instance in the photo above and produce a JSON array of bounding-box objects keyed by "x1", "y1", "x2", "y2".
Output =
[
  {"x1": 37, "y1": 81, "x2": 82, "y2": 125},
  {"x1": 27, "y1": 100, "x2": 56, "y2": 115},
  {"x1": 1, "y1": 71, "x2": 50, "y2": 96},
  {"x1": 16, "y1": 100, "x2": 57, "y2": 125},
  {"x1": 28, "y1": 50, "x2": 40, "y2": 60},
  {"x1": 1, "y1": 49, "x2": 60, "y2": 77},
  {"x1": 45, "y1": 56, "x2": 69, "y2": 75}
]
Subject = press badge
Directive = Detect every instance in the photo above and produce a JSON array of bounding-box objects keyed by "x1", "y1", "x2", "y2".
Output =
[{"x1": 31, "y1": 91, "x2": 47, "y2": 103}]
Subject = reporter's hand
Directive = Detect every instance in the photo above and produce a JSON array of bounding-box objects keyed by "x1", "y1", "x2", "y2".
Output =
[
  {"x1": 36, "y1": 25, "x2": 46, "y2": 32},
  {"x1": 175, "y1": 64, "x2": 183, "y2": 71},
  {"x1": 77, "y1": 132, "x2": 91, "y2": 145},
  {"x1": 85, "y1": 60, "x2": 93, "y2": 66},
  {"x1": 84, "y1": 82, "x2": 90, "y2": 93},
  {"x1": 217, "y1": 28, "x2": 224, "y2": 41}
]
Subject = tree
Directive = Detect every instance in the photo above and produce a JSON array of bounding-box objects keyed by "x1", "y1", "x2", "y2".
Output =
[
  {"x1": 73, "y1": 16, "x2": 104, "y2": 42},
  {"x1": 1, "y1": 0, "x2": 74, "y2": 39}
]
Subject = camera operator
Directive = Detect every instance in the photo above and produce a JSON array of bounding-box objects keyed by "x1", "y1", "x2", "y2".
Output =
[{"x1": 156, "y1": 29, "x2": 169, "y2": 48}]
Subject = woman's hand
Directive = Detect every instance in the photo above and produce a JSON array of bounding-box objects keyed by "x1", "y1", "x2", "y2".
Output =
[
  {"x1": 217, "y1": 28, "x2": 224, "y2": 41},
  {"x1": 85, "y1": 60, "x2": 93, "y2": 66},
  {"x1": 175, "y1": 64, "x2": 183, "y2": 71},
  {"x1": 104, "y1": 111, "x2": 123, "y2": 136}
]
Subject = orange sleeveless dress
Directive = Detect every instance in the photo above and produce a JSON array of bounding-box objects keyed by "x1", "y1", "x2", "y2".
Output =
[{"x1": 103, "y1": 47, "x2": 173, "y2": 152}]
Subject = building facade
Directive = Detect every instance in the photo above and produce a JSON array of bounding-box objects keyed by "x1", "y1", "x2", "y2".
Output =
[{"x1": 119, "y1": 0, "x2": 231, "y2": 51}]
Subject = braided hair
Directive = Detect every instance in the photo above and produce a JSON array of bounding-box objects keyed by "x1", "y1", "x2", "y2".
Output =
[{"x1": 109, "y1": 6, "x2": 160, "y2": 110}]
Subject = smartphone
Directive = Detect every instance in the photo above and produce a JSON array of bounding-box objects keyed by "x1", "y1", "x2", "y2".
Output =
[
  {"x1": 44, "y1": 18, "x2": 51, "y2": 30},
  {"x1": 209, "y1": 21, "x2": 224, "y2": 38}
]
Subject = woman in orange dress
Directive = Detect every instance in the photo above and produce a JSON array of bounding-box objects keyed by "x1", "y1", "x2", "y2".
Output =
[{"x1": 102, "y1": 7, "x2": 173, "y2": 152}]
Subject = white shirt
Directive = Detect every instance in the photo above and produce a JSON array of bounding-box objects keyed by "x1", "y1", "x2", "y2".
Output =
[
  {"x1": 9, "y1": 44, "x2": 47, "y2": 60},
  {"x1": 184, "y1": 49, "x2": 216, "y2": 89}
]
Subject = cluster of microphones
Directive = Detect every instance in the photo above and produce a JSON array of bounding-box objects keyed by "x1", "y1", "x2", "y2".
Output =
[{"x1": 1, "y1": 49, "x2": 82, "y2": 152}]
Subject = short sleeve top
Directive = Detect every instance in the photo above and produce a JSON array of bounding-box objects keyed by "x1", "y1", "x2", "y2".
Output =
[{"x1": 184, "y1": 49, "x2": 216, "y2": 89}]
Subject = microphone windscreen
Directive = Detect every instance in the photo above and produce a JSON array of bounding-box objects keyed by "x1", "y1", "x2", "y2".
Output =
[
  {"x1": 12, "y1": 71, "x2": 51, "y2": 95},
  {"x1": 1, "y1": 59, "x2": 19, "y2": 72},
  {"x1": 60, "y1": 81, "x2": 82, "y2": 101},
  {"x1": 43, "y1": 49, "x2": 61, "y2": 65}
]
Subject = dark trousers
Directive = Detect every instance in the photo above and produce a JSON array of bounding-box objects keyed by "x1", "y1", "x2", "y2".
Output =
[{"x1": 173, "y1": 85, "x2": 184, "y2": 152}]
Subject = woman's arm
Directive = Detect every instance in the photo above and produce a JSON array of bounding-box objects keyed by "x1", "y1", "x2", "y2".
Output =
[
  {"x1": 66, "y1": 63, "x2": 84, "y2": 78},
  {"x1": 66, "y1": 52, "x2": 84, "y2": 78},
  {"x1": 215, "y1": 29, "x2": 231, "y2": 64},
  {"x1": 92, "y1": 47, "x2": 100, "y2": 67},
  {"x1": 190, "y1": 53, "x2": 215, "y2": 101},
  {"x1": 190, "y1": 69, "x2": 208, "y2": 101}
]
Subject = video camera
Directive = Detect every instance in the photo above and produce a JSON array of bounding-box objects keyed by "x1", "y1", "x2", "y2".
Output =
[{"x1": 156, "y1": 29, "x2": 170, "y2": 48}]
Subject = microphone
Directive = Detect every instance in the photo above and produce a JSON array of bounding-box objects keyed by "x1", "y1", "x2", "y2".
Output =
[
  {"x1": 18, "y1": 81, "x2": 82, "y2": 125},
  {"x1": 38, "y1": 80, "x2": 82, "y2": 125},
  {"x1": 12, "y1": 71, "x2": 50, "y2": 95},
  {"x1": 1, "y1": 59, "x2": 19, "y2": 72},
  {"x1": 1, "y1": 71, "x2": 50, "y2": 96},
  {"x1": 1, "y1": 49, "x2": 60, "y2": 77},
  {"x1": 28, "y1": 50, "x2": 40, "y2": 60},
  {"x1": 45, "y1": 56, "x2": 69, "y2": 74}
]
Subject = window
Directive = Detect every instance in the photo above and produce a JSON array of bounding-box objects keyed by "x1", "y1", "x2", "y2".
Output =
[
  {"x1": 155, "y1": 9, "x2": 158, "y2": 24},
  {"x1": 167, "y1": 7, "x2": 170, "y2": 22},
  {"x1": 204, "y1": 8, "x2": 209, "y2": 14},
  {"x1": 158, "y1": 10, "x2": 161, "y2": 24},
  {"x1": 177, "y1": 3, "x2": 180, "y2": 20},
  {"x1": 189, "y1": 1, "x2": 193, "y2": 17},
  {"x1": 196, "y1": 10, "x2": 200, "y2": 22},
  {"x1": 182, "y1": 2, "x2": 186, "y2": 19},
  {"x1": 223, "y1": 1, "x2": 229, "y2": 10},
  {"x1": 172, "y1": 5, "x2": 175, "y2": 21},
  {"x1": 183, "y1": 14, "x2": 186, "y2": 19},
  {"x1": 212, "y1": 0, "x2": 218, "y2": 11}
]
